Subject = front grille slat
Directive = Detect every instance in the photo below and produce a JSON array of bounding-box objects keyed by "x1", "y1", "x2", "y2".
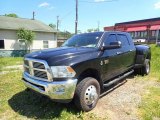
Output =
[
  {"x1": 24, "y1": 59, "x2": 50, "y2": 81},
  {"x1": 34, "y1": 70, "x2": 47, "y2": 78},
  {"x1": 33, "y1": 62, "x2": 45, "y2": 69}
]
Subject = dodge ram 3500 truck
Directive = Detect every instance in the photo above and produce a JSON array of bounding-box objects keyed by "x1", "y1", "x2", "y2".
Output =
[{"x1": 22, "y1": 31, "x2": 151, "y2": 111}]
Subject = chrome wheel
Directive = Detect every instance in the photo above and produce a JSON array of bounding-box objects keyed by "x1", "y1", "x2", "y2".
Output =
[{"x1": 84, "y1": 85, "x2": 98, "y2": 105}]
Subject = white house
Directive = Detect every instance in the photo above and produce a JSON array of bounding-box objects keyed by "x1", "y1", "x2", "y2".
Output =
[{"x1": 0, "y1": 16, "x2": 57, "y2": 57}]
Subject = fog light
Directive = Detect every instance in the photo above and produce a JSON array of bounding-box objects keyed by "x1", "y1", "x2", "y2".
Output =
[{"x1": 55, "y1": 85, "x2": 65, "y2": 94}]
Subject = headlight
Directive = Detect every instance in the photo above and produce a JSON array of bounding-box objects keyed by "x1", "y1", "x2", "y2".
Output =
[{"x1": 50, "y1": 66, "x2": 76, "y2": 78}]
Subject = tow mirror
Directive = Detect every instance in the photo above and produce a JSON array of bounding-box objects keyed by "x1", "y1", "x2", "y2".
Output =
[{"x1": 101, "y1": 41, "x2": 121, "y2": 51}]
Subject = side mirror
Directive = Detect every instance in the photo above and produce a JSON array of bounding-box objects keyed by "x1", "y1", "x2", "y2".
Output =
[{"x1": 101, "y1": 41, "x2": 121, "y2": 51}]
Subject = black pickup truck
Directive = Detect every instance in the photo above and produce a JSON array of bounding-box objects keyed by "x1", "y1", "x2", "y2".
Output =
[{"x1": 22, "y1": 31, "x2": 151, "y2": 111}]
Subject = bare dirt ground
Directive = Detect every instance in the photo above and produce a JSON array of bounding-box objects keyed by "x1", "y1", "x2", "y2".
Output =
[{"x1": 90, "y1": 76, "x2": 158, "y2": 120}]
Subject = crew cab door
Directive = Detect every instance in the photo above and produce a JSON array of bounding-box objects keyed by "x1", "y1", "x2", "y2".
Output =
[
  {"x1": 116, "y1": 34, "x2": 136, "y2": 71},
  {"x1": 101, "y1": 33, "x2": 124, "y2": 81}
]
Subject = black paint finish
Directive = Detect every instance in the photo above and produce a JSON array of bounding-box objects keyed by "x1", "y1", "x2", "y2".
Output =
[{"x1": 25, "y1": 32, "x2": 151, "y2": 83}]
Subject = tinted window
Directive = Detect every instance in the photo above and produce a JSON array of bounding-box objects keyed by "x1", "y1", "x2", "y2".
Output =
[
  {"x1": 104, "y1": 34, "x2": 117, "y2": 45},
  {"x1": 62, "y1": 32, "x2": 103, "y2": 48},
  {"x1": 0, "y1": 40, "x2": 4, "y2": 49},
  {"x1": 117, "y1": 34, "x2": 130, "y2": 47}
]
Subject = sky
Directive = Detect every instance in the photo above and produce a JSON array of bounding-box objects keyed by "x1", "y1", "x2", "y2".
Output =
[{"x1": 1, "y1": 0, "x2": 160, "y2": 33}]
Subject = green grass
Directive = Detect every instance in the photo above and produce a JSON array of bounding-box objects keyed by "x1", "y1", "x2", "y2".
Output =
[
  {"x1": 0, "y1": 57, "x2": 23, "y2": 71},
  {"x1": 149, "y1": 45, "x2": 160, "y2": 81},
  {"x1": 0, "y1": 58, "x2": 104, "y2": 119},
  {"x1": 0, "y1": 45, "x2": 159, "y2": 119},
  {"x1": 138, "y1": 45, "x2": 160, "y2": 120},
  {"x1": 139, "y1": 87, "x2": 160, "y2": 120}
]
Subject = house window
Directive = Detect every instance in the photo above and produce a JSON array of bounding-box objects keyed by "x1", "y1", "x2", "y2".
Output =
[
  {"x1": 0, "y1": 40, "x2": 4, "y2": 49},
  {"x1": 144, "y1": 31, "x2": 147, "y2": 37},
  {"x1": 151, "y1": 30, "x2": 156, "y2": 37},
  {"x1": 18, "y1": 39, "x2": 25, "y2": 50},
  {"x1": 43, "y1": 41, "x2": 49, "y2": 48},
  {"x1": 130, "y1": 32, "x2": 134, "y2": 38},
  {"x1": 131, "y1": 32, "x2": 135, "y2": 38},
  {"x1": 132, "y1": 32, "x2": 135, "y2": 38},
  {"x1": 137, "y1": 31, "x2": 141, "y2": 37},
  {"x1": 140, "y1": 31, "x2": 145, "y2": 38},
  {"x1": 135, "y1": 32, "x2": 137, "y2": 37}
]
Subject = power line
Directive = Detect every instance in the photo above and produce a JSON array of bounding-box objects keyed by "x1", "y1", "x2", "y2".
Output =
[
  {"x1": 79, "y1": 0, "x2": 118, "y2": 3},
  {"x1": 61, "y1": 10, "x2": 74, "y2": 21},
  {"x1": 56, "y1": 10, "x2": 74, "y2": 31}
]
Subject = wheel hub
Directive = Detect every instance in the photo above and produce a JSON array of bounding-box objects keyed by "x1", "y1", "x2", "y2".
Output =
[
  {"x1": 146, "y1": 61, "x2": 150, "y2": 73},
  {"x1": 84, "y1": 85, "x2": 98, "y2": 105}
]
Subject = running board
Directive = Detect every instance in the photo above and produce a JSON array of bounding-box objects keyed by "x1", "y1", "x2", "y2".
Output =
[{"x1": 103, "y1": 70, "x2": 134, "y2": 88}]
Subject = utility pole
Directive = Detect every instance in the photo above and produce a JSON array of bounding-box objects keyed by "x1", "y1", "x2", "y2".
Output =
[
  {"x1": 57, "y1": 16, "x2": 59, "y2": 31},
  {"x1": 32, "y1": 11, "x2": 35, "y2": 20},
  {"x1": 97, "y1": 21, "x2": 100, "y2": 31},
  {"x1": 156, "y1": 27, "x2": 160, "y2": 45},
  {"x1": 75, "y1": 0, "x2": 78, "y2": 34}
]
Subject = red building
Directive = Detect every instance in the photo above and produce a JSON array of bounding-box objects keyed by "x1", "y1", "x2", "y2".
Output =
[{"x1": 104, "y1": 17, "x2": 160, "y2": 43}]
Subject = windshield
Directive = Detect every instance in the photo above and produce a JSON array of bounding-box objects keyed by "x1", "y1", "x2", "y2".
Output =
[{"x1": 62, "y1": 32, "x2": 103, "y2": 48}]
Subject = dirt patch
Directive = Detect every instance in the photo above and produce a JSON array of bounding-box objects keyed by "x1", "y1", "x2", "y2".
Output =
[{"x1": 90, "y1": 77, "x2": 157, "y2": 120}]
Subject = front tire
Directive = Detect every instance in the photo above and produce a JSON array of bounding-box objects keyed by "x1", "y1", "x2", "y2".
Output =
[{"x1": 74, "y1": 77, "x2": 100, "y2": 112}]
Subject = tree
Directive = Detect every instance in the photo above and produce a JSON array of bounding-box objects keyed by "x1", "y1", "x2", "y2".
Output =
[
  {"x1": 49, "y1": 23, "x2": 56, "y2": 29},
  {"x1": 5, "y1": 13, "x2": 18, "y2": 18},
  {"x1": 87, "y1": 28, "x2": 99, "y2": 32},
  {"x1": 58, "y1": 31, "x2": 73, "y2": 39},
  {"x1": 17, "y1": 28, "x2": 35, "y2": 52},
  {"x1": 77, "y1": 30, "x2": 82, "y2": 34}
]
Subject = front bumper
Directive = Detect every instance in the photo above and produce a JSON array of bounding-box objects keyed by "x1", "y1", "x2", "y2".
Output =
[{"x1": 22, "y1": 73, "x2": 78, "y2": 103}]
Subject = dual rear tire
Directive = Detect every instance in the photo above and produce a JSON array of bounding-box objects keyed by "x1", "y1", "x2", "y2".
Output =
[{"x1": 135, "y1": 59, "x2": 150, "y2": 75}]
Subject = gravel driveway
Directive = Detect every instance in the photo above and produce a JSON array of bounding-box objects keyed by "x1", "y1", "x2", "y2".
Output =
[{"x1": 90, "y1": 76, "x2": 157, "y2": 120}]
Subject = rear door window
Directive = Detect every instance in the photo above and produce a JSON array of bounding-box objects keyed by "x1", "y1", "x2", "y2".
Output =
[{"x1": 117, "y1": 34, "x2": 130, "y2": 47}]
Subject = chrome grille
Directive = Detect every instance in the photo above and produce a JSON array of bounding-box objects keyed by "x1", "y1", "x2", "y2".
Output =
[
  {"x1": 34, "y1": 70, "x2": 48, "y2": 79},
  {"x1": 33, "y1": 62, "x2": 45, "y2": 69},
  {"x1": 23, "y1": 58, "x2": 52, "y2": 81}
]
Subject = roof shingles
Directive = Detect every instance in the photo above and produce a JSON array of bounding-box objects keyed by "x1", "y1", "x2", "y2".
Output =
[{"x1": 0, "y1": 16, "x2": 57, "y2": 33}]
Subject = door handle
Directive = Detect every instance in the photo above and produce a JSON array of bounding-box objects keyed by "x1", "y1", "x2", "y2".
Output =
[{"x1": 116, "y1": 52, "x2": 122, "y2": 55}]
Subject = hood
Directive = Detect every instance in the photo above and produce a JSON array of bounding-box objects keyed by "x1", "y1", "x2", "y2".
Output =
[{"x1": 25, "y1": 47, "x2": 99, "y2": 66}]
